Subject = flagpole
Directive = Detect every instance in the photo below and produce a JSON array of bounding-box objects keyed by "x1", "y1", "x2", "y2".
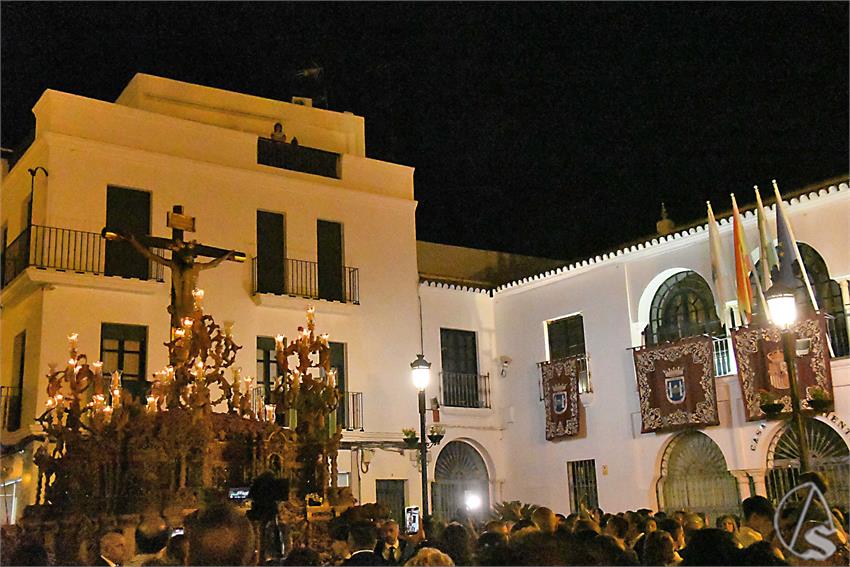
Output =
[
  {"x1": 731, "y1": 193, "x2": 768, "y2": 322},
  {"x1": 772, "y1": 180, "x2": 820, "y2": 312}
]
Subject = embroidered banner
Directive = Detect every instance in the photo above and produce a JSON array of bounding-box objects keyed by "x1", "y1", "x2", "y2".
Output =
[
  {"x1": 540, "y1": 356, "x2": 580, "y2": 441},
  {"x1": 732, "y1": 314, "x2": 833, "y2": 421},
  {"x1": 633, "y1": 335, "x2": 719, "y2": 433}
]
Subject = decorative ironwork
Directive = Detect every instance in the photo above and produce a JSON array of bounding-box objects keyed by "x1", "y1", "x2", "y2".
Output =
[
  {"x1": 766, "y1": 419, "x2": 850, "y2": 510},
  {"x1": 1, "y1": 225, "x2": 166, "y2": 289},
  {"x1": 252, "y1": 257, "x2": 360, "y2": 304},
  {"x1": 658, "y1": 431, "x2": 740, "y2": 519},
  {"x1": 440, "y1": 372, "x2": 491, "y2": 409}
]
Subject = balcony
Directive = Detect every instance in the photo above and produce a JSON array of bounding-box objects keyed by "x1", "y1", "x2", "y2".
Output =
[
  {"x1": 1, "y1": 386, "x2": 22, "y2": 432},
  {"x1": 713, "y1": 336, "x2": 737, "y2": 377},
  {"x1": 1, "y1": 225, "x2": 165, "y2": 289},
  {"x1": 339, "y1": 391, "x2": 364, "y2": 431},
  {"x1": 440, "y1": 372, "x2": 491, "y2": 409},
  {"x1": 252, "y1": 257, "x2": 360, "y2": 304},
  {"x1": 257, "y1": 137, "x2": 341, "y2": 179}
]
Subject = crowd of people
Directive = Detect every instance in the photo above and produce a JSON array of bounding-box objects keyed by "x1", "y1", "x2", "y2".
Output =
[{"x1": 4, "y1": 494, "x2": 848, "y2": 566}]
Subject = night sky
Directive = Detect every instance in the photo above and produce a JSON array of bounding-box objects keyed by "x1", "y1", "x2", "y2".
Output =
[{"x1": 2, "y1": 3, "x2": 847, "y2": 262}]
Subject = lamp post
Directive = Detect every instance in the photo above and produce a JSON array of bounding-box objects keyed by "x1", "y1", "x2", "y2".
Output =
[
  {"x1": 766, "y1": 282, "x2": 811, "y2": 473},
  {"x1": 411, "y1": 353, "x2": 431, "y2": 516}
]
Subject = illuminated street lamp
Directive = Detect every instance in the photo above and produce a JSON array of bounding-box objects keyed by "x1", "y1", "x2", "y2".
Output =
[
  {"x1": 411, "y1": 354, "x2": 432, "y2": 516},
  {"x1": 766, "y1": 282, "x2": 810, "y2": 472}
]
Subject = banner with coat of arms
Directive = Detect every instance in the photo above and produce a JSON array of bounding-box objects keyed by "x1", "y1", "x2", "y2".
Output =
[
  {"x1": 633, "y1": 335, "x2": 719, "y2": 433},
  {"x1": 732, "y1": 314, "x2": 833, "y2": 421},
  {"x1": 540, "y1": 356, "x2": 581, "y2": 441}
]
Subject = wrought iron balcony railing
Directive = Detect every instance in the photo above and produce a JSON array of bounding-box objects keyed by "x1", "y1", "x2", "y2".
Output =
[
  {"x1": 1, "y1": 225, "x2": 165, "y2": 289},
  {"x1": 1, "y1": 386, "x2": 23, "y2": 432},
  {"x1": 712, "y1": 336, "x2": 737, "y2": 377},
  {"x1": 252, "y1": 256, "x2": 360, "y2": 304},
  {"x1": 340, "y1": 391, "x2": 364, "y2": 431},
  {"x1": 257, "y1": 137, "x2": 341, "y2": 179},
  {"x1": 440, "y1": 372, "x2": 491, "y2": 409}
]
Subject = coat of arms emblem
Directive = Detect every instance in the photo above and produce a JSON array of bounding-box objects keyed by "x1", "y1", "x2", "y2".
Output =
[
  {"x1": 552, "y1": 391, "x2": 568, "y2": 414},
  {"x1": 664, "y1": 366, "x2": 686, "y2": 404}
]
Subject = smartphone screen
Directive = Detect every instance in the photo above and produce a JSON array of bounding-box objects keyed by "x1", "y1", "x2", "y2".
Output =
[
  {"x1": 171, "y1": 527, "x2": 184, "y2": 537},
  {"x1": 405, "y1": 506, "x2": 420, "y2": 534}
]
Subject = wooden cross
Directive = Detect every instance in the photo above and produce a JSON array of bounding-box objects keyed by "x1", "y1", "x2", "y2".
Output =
[{"x1": 102, "y1": 205, "x2": 246, "y2": 330}]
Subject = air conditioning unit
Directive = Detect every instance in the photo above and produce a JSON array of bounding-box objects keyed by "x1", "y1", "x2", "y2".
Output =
[{"x1": 292, "y1": 96, "x2": 313, "y2": 107}]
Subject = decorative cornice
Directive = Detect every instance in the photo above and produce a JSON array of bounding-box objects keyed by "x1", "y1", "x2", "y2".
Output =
[
  {"x1": 494, "y1": 181, "x2": 848, "y2": 295},
  {"x1": 419, "y1": 279, "x2": 493, "y2": 296}
]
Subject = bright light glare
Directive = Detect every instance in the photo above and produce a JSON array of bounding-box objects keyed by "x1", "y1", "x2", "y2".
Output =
[{"x1": 465, "y1": 493, "x2": 482, "y2": 510}]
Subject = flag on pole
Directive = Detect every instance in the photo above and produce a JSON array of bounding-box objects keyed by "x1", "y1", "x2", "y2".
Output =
[
  {"x1": 754, "y1": 186, "x2": 779, "y2": 290},
  {"x1": 706, "y1": 201, "x2": 730, "y2": 322},
  {"x1": 731, "y1": 194, "x2": 754, "y2": 324},
  {"x1": 773, "y1": 179, "x2": 820, "y2": 311}
]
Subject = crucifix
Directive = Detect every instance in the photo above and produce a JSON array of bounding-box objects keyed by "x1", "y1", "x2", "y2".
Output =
[{"x1": 102, "y1": 205, "x2": 246, "y2": 331}]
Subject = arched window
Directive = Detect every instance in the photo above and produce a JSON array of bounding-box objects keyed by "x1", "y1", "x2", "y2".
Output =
[
  {"x1": 753, "y1": 243, "x2": 848, "y2": 357},
  {"x1": 646, "y1": 271, "x2": 722, "y2": 345}
]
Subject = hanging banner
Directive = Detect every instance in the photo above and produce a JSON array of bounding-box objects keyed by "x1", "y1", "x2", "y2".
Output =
[
  {"x1": 633, "y1": 335, "x2": 719, "y2": 433},
  {"x1": 732, "y1": 314, "x2": 833, "y2": 421},
  {"x1": 540, "y1": 356, "x2": 580, "y2": 441}
]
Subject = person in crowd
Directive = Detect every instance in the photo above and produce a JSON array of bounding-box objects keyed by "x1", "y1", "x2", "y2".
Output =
[
  {"x1": 562, "y1": 513, "x2": 578, "y2": 533},
  {"x1": 475, "y1": 531, "x2": 510, "y2": 565},
  {"x1": 714, "y1": 514, "x2": 740, "y2": 547},
  {"x1": 144, "y1": 533, "x2": 188, "y2": 566},
  {"x1": 263, "y1": 502, "x2": 292, "y2": 564},
  {"x1": 282, "y1": 547, "x2": 320, "y2": 565},
  {"x1": 679, "y1": 528, "x2": 739, "y2": 566},
  {"x1": 374, "y1": 519, "x2": 414, "y2": 565},
  {"x1": 8, "y1": 541, "x2": 50, "y2": 566},
  {"x1": 270, "y1": 122, "x2": 286, "y2": 142},
  {"x1": 586, "y1": 533, "x2": 639, "y2": 566},
  {"x1": 737, "y1": 541, "x2": 788, "y2": 566},
  {"x1": 642, "y1": 530, "x2": 678, "y2": 567},
  {"x1": 128, "y1": 516, "x2": 170, "y2": 566},
  {"x1": 632, "y1": 516, "x2": 657, "y2": 563},
  {"x1": 574, "y1": 518, "x2": 601, "y2": 541},
  {"x1": 343, "y1": 521, "x2": 383, "y2": 565},
  {"x1": 437, "y1": 523, "x2": 473, "y2": 566},
  {"x1": 404, "y1": 547, "x2": 455, "y2": 566},
  {"x1": 483, "y1": 520, "x2": 509, "y2": 538},
  {"x1": 738, "y1": 495, "x2": 775, "y2": 548},
  {"x1": 681, "y1": 513, "x2": 704, "y2": 547},
  {"x1": 95, "y1": 530, "x2": 127, "y2": 567},
  {"x1": 531, "y1": 507, "x2": 558, "y2": 534},
  {"x1": 185, "y1": 503, "x2": 256, "y2": 566},
  {"x1": 657, "y1": 519, "x2": 685, "y2": 558},
  {"x1": 605, "y1": 515, "x2": 639, "y2": 563}
]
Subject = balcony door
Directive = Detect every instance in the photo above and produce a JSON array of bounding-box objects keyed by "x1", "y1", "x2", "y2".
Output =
[
  {"x1": 105, "y1": 186, "x2": 150, "y2": 279},
  {"x1": 317, "y1": 220, "x2": 343, "y2": 301},
  {"x1": 256, "y1": 211, "x2": 285, "y2": 294}
]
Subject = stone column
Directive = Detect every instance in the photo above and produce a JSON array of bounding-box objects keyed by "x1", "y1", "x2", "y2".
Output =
[
  {"x1": 730, "y1": 470, "x2": 752, "y2": 500},
  {"x1": 350, "y1": 448, "x2": 362, "y2": 504},
  {"x1": 747, "y1": 469, "x2": 768, "y2": 497}
]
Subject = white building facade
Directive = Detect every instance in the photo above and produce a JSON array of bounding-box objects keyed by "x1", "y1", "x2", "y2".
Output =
[{"x1": 2, "y1": 75, "x2": 848, "y2": 524}]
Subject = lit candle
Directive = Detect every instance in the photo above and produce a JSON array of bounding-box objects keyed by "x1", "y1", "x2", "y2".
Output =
[
  {"x1": 67, "y1": 333, "x2": 79, "y2": 351},
  {"x1": 192, "y1": 288, "x2": 205, "y2": 309},
  {"x1": 174, "y1": 327, "x2": 186, "y2": 339},
  {"x1": 223, "y1": 320, "x2": 234, "y2": 338},
  {"x1": 111, "y1": 371, "x2": 122, "y2": 389},
  {"x1": 275, "y1": 334, "x2": 285, "y2": 350},
  {"x1": 67, "y1": 358, "x2": 77, "y2": 368},
  {"x1": 181, "y1": 316, "x2": 193, "y2": 329},
  {"x1": 264, "y1": 404, "x2": 276, "y2": 423},
  {"x1": 146, "y1": 396, "x2": 157, "y2": 413},
  {"x1": 307, "y1": 306, "x2": 315, "y2": 324},
  {"x1": 92, "y1": 361, "x2": 103, "y2": 375},
  {"x1": 165, "y1": 366, "x2": 175, "y2": 381},
  {"x1": 45, "y1": 397, "x2": 56, "y2": 409}
]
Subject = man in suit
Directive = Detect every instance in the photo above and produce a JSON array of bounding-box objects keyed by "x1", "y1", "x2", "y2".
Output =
[
  {"x1": 343, "y1": 521, "x2": 384, "y2": 565},
  {"x1": 95, "y1": 530, "x2": 127, "y2": 567},
  {"x1": 374, "y1": 520, "x2": 414, "y2": 565}
]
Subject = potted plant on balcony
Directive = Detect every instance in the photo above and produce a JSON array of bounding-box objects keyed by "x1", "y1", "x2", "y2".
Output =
[
  {"x1": 758, "y1": 389, "x2": 784, "y2": 417},
  {"x1": 806, "y1": 386, "x2": 833, "y2": 414},
  {"x1": 402, "y1": 428, "x2": 419, "y2": 449},
  {"x1": 428, "y1": 424, "x2": 446, "y2": 445}
]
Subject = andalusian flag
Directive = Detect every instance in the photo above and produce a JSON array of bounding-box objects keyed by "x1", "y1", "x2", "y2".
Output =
[
  {"x1": 754, "y1": 186, "x2": 779, "y2": 289},
  {"x1": 773, "y1": 179, "x2": 819, "y2": 311},
  {"x1": 706, "y1": 201, "x2": 730, "y2": 321}
]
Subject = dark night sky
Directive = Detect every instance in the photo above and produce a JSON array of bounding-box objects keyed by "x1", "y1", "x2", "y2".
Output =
[{"x1": 2, "y1": 3, "x2": 847, "y2": 262}]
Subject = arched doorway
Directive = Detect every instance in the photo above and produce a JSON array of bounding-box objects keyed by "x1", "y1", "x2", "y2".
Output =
[
  {"x1": 766, "y1": 418, "x2": 849, "y2": 509},
  {"x1": 432, "y1": 441, "x2": 490, "y2": 521},
  {"x1": 658, "y1": 431, "x2": 739, "y2": 519}
]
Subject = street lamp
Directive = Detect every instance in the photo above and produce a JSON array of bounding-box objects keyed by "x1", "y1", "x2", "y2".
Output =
[
  {"x1": 766, "y1": 282, "x2": 811, "y2": 472},
  {"x1": 411, "y1": 354, "x2": 431, "y2": 516}
]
